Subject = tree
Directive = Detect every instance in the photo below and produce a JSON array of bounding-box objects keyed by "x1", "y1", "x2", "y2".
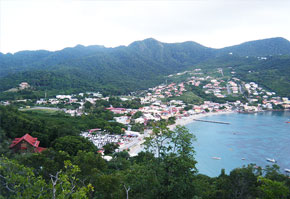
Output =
[
  {"x1": 131, "y1": 123, "x2": 145, "y2": 133},
  {"x1": 0, "y1": 156, "x2": 49, "y2": 199},
  {"x1": 52, "y1": 136, "x2": 97, "y2": 156},
  {"x1": 73, "y1": 151, "x2": 107, "y2": 178},
  {"x1": 84, "y1": 101, "x2": 93, "y2": 110},
  {"x1": 142, "y1": 124, "x2": 198, "y2": 198},
  {"x1": 258, "y1": 176, "x2": 289, "y2": 199},
  {"x1": 144, "y1": 124, "x2": 196, "y2": 158},
  {"x1": 167, "y1": 116, "x2": 176, "y2": 125},
  {"x1": 49, "y1": 160, "x2": 93, "y2": 199},
  {"x1": 132, "y1": 111, "x2": 143, "y2": 119},
  {"x1": 103, "y1": 143, "x2": 119, "y2": 155},
  {"x1": 0, "y1": 157, "x2": 93, "y2": 199},
  {"x1": 104, "y1": 126, "x2": 113, "y2": 133},
  {"x1": 118, "y1": 163, "x2": 161, "y2": 199},
  {"x1": 113, "y1": 126, "x2": 123, "y2": 134},
  {"x1": 17, "y1": 149, "x2": 71, "y2": 180},
  {"x1": 228, "y1": 166, "x2": 259, "y2": 199},
  {"x1": 108, "y1": 151, "x2": 131, "y2": 171},
  {"x1": 184, "y1": 105, "x2": 193, "y2": 111}
]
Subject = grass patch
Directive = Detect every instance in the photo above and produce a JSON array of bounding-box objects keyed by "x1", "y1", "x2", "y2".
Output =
[
  {"x1": 20, "y1": 107, "x2": 63, "y2": 115},
  {"x1": 171, "y1": 91, "x2": 203, "y2": 104}
]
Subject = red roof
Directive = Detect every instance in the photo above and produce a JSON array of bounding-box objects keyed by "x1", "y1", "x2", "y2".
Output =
[
  {"x1": 9, "y1": 133, "x2": 46, "y2": 152},
  {"x1": 89, "y1": 128, "x2": 102, "y2": 133},
  {"x1": 10, "y1": 134, "x2": 40, "y2": 148},
  {"x1": 106, "y1": 107, "x2": 126, "y2": 111},
  {"x1": 36, "y1": 147, "x2": 46, "y2": 153}
]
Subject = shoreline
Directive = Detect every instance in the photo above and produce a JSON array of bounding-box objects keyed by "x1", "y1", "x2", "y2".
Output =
[
  {"x1": 168, "y1": 110, "x2": 236, "y2": 130},
  {"x1": 127, "y1": 110, "x2": 236, "y2": 156}
]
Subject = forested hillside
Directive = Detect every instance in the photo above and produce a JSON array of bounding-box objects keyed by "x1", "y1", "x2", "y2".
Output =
[
  {"x1": 237, "y1": 58, "x2": 290, "y2": 98},
  {"x1": 1, "y1": 105, "x2": 290, "y2": 198},
  {"x1": 0, "y1": 37, "x2": 289, "y2": 98},
  {"x1": 196, "y1": 55, "x2": 290, "y2": 98},
  {"x1": 217, "y1": 37, "x2": 290, "y2": 56}
]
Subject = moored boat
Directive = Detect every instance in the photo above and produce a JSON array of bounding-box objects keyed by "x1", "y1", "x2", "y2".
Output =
[
  {"x1": 285, "y1": 169, "x2": 290, "y2": 173},
  {"x1": 212, "y1": 157, "x2": 221, "y2": 160},
  {"x1": 266, "y1": 158, "x2": 277, "y2": 163}
]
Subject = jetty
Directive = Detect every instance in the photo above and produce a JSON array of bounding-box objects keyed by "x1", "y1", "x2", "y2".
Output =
[{"x1": 193, "y1": 119, "x2": 230, "y2": 125}]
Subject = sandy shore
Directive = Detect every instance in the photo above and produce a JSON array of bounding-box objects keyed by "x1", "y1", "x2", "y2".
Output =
[
  {"x1": 168, "y1": 111, "x2": 236, "y2": 130},
  {"x1": 127, "y1": 111, "x2": 236, "y2": 156}
]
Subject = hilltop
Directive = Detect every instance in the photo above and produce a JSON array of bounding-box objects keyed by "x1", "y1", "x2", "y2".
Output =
[{"x1": 0, "y1": 37, "x2": 290, "y2": 98}]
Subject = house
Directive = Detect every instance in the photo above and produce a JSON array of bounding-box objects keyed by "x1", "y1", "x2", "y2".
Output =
[
  {"x1": 135, "y1": 117, "x2": 145, "y2": 124},
  {"x1": 19, "y1": 82, "x2": 30, "y2": 90},
  {"x1": 9, "y1": 134, "x2": 46, "y2": 153},
  {"x1": 106, "y1": 107, "x2": 127, "y2": 114},
  {"x1": 56, "y1": 95, "x2": 72, "y2": 100},
  {"x1": 114, "y1": 116, "x2": 130, "y2": 125},
  {"x1": 88, "y1": 128, "x2": 102, "y2": 133}
]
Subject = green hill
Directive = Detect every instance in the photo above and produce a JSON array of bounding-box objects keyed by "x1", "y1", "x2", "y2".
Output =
[{"x1": 0, "y1": 37, "x2": 289, "y2": 98}]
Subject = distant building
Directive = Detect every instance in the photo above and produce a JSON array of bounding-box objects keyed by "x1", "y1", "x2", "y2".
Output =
[
  {"x1": 56, "y1": 95, "x2": 72, "y2": 100},
  {"x1": 106, "y1": 107, "x2": 127, "y2": 114},
  {"x1": 19, "y1": 82, "x2": 30, "y2": 90},
  {"x1": 9, "y1": 134, "x2": 46, "y2": 153}
]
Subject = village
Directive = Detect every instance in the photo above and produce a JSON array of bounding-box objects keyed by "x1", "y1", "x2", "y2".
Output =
[{"x1": 2, "y1": 68, "x2": 290, "y2": 156}]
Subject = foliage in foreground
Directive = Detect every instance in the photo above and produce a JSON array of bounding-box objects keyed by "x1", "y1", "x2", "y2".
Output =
[{"x1": 1, "y1": 106, "x2": 290, "y2": 198}]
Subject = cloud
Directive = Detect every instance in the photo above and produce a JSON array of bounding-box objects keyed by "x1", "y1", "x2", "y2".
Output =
[{"x1": 0, "y1": 0, "x2": 289, "y2": 53}]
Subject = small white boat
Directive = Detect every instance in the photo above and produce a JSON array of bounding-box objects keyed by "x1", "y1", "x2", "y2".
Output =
[
  {"x1": 241, "y1": 158, "x2": 246, "y2": 160},
  {"x1": 212, "y1": 157, "x2": 221, "y2": 160},
  {"x1": 266, "y1": 158, "x2": 277, "y2": 163},
  {"x1": 285, "y1": 169, "x2": 290, "y2": 173}
]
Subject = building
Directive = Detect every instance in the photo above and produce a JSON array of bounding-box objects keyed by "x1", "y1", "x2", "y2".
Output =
[
  {"x1": 106, "y1": 107, "x2": 127, "y2": 114},
  {"x1": 19, "y1": 82, "x2": 30, "y2": 90},
  {"x1": 9, "y1": 134, "x2": 46, "y2": 153}
]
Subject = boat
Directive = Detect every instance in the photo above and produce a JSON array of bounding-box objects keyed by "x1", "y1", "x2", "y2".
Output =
[
  {"x1": 241, "y1": 158, "x2": 246, "y2": 160},
  {"x1": 212, "y1": 157, "x2": 221, "y2": 160},
  {"x1": 266, "y1": 158, "x2": 277, "y2": 163},
  {"x1": 285, "y1": 169, "x2": 290, "y2": 173},
  {"x1": 286, "y1": 122, "x2": 290, "y2": 123}
]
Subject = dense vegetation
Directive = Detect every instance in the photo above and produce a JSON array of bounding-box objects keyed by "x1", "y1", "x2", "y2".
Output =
[
  {"x1": 195, "y1": 55, "x2": 290, "y2": 98},
  {"x1": 1, "y1": 37, "x2": 290, "y2": 198},
  {"x1": 0, "y1": 105, "x2": 126, "y2": 149},
  {"x1": 234, "y1": 56, "x2": 290, "y2": 98},
  {"x1": 1, "y1": 105, "x2": 290, "y2": 198},
  {"x1": 0, "y1": 37, "x2": 290, "y2": 99}
]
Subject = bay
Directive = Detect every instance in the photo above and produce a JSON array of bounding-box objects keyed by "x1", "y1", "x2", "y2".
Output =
[{"x1": 185, "y1": 111, "x2": 290, "y2": 177}]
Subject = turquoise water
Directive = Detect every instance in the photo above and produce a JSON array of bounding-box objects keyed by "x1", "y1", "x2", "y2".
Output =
[{"x1": 186, "y1": 111, "x2": 290, "y2": 177}]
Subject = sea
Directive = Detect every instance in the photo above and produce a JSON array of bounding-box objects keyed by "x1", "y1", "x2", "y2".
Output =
[{"x1": 185, "y1": 111, "x2": 290, "y2": 177}]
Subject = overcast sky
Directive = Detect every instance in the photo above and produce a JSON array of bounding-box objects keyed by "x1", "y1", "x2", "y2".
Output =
[{"x1": 1, "y1": 0, "x2": 290, "y2": 53}]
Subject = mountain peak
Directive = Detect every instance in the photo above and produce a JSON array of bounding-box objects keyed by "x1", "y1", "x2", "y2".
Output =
[
  {"x1": 219, "y1": 37, "x2": 290, "y2": 56},
  {"x1": 128, "y1": 38, "x2": 164, "y2": 50},
  {"x1": 142, "y1": 38, "x2": 160, "y2": 43}
]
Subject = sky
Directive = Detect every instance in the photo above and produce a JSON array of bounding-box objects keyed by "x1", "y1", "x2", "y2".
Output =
[{"x1": 0, "y1": 0, "x2": 290, "y2": 53}]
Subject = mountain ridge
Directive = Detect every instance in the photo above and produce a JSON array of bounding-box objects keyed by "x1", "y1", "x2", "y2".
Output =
[
  {"x1": 1, "y1": 36, "x2": 289, "y2": 55},
  {"x1": 217, "y1": 37, "x2": 290, "y2": 56},
  {"x1": 0, "y1": 37, "x2": 289, "y2": 98}
]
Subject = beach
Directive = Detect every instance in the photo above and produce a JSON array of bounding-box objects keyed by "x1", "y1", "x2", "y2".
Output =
[
  {"x1": 127, "y1": 110, "x2": 235, "y2": 156},
  {"x1": 168, "y1": 111, "x2": 235, "y2": 130}
]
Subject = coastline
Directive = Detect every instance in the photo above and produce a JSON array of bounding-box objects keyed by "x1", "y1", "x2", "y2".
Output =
[
  {"x1": 127, "y1": 110, "x2": 236, "y2": 156},
  {"x1": 168, "y1": 110, "x2": 236, "y2": 130}
]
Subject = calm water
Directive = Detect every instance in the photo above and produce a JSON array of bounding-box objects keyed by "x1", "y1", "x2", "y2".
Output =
[{"x1": 186, "y1": 111, "x2": 290, "y2": 177}]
